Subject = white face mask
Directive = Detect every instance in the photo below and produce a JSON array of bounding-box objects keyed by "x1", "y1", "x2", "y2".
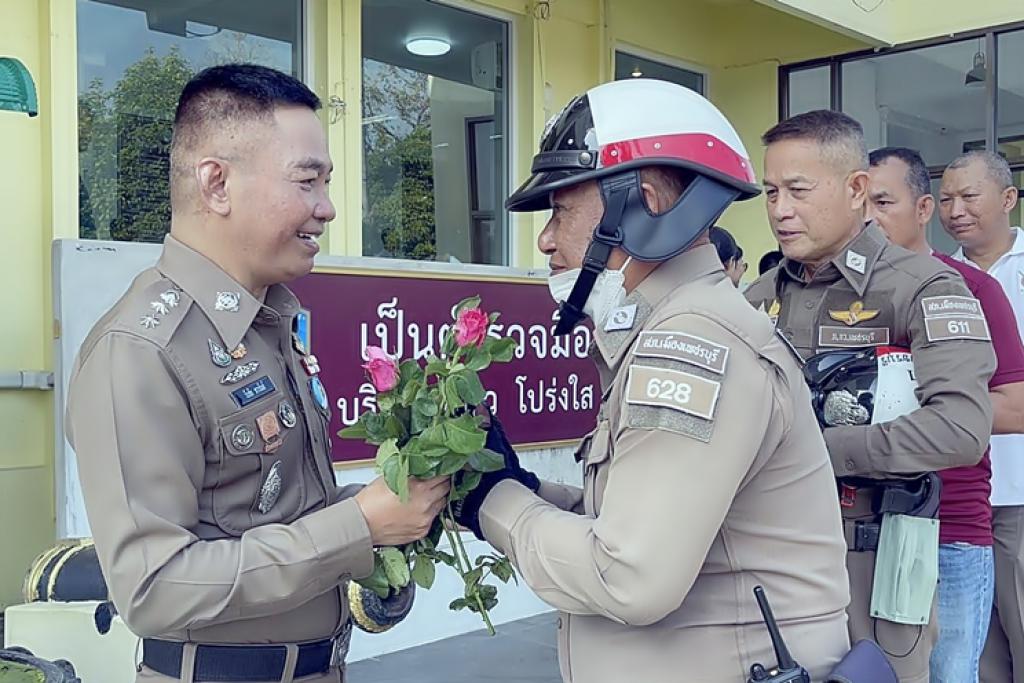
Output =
[{"x1": 547, "y1": 257, "x2": 632, "y2": 326}]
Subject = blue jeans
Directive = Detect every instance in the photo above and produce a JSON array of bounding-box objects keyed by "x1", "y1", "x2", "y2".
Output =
[{"x1": 930, "y1": 542, "x2": 995, "y2": 683}]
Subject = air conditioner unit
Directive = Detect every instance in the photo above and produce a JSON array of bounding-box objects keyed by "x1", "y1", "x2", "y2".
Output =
[{"x1": 471, "y1": 41, "x2": 500, "y2": 91}]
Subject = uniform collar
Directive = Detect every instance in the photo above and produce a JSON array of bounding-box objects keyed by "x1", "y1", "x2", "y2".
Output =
[
  {"x1": 156, "y1": 235, "x2": 299, "y2": 350},
  {"x1": 593, "y1": 243, "x2": 724, "y2": 371},
  {"x1": 777, "y1": 221, "x2": 885, "y2": 297}
]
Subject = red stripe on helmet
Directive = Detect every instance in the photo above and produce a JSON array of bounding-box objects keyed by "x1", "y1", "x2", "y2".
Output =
[{"x1": 600, "y1": 132, "x2": 756, "y2": 186}]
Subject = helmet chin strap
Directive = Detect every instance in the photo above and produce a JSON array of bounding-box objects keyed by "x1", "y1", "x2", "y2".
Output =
[{"x1": 553, "y1": 173, "x2": 633, "y2": 336}]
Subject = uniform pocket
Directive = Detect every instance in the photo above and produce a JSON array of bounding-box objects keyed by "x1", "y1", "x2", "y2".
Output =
[{"x1": 214, "y1": 396, "x2": 304, "y2": 534}]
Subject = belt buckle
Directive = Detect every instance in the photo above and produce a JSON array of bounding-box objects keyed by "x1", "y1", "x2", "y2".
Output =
[{"x1": 330, "y1": 621, "x2": 353, "y2": 667}]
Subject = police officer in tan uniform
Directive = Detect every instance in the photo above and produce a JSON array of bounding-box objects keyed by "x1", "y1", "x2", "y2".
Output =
[
  {"x1": 744, "y1": 110, "x2": 997, "y2": 682},
  {"x1": 65, "y1": 65, "x2": 449, "y2": 682},
  {"x1": 452, "y1": 80, "x2": 851, "y2": 682}
]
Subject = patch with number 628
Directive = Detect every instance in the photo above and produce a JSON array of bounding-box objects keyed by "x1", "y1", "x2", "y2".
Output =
[{"x1": 625, "y1": 363, "x2": 722, "y2": 429}]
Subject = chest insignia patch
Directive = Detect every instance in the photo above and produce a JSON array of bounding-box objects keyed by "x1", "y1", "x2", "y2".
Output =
[{"x1": 829, "y1": 300, "x2": 880, "y2": 326}]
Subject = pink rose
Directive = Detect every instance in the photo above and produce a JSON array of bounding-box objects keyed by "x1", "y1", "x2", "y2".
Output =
[
  {"x1": 362, "y1": 346, "x2": 399, "y2": 392},
  {"x1": 455, "y1": 308, "x2": 489, "y2": 347}
]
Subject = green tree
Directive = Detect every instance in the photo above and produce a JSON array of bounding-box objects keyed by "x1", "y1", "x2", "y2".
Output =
[
  {"x1": 78, "y1": 47, "x2": 193, "y2": 242},
  {"x1": 362, "y1": 61, "x2": 437, "y2": 260}
]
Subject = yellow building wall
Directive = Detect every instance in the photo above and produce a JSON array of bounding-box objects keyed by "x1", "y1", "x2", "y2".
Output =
[{"x1": 0, "y1": 0, "x2": 58, "y2": 612}]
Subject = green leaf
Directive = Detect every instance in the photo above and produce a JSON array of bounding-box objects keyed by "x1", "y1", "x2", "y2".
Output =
[
  {"x1": 435, "y1": 550, "x2": 457, "y2": 567},
  {"x1": 459, "y1": 470, "x2": 483, "y2": 494},
  {"x1": 414, "y1": 395, "x2": 439, "y2": 417},
  {"x1": 488, "y1": 312, "x2": 500, "y2": 323},
  {"x1": 399, "y1": 359, "x2": 424, "y2": 385},
  {"x1": 419, "y1": 422, "x2": 447, "y2": 447},
  {"x1": 338, "y1": 422, "x2": 368, "y2": 440},
  {"x1": 420, "y1": 445, "x2": 450, "y2": 461},
  {"x1": 407, "y1": 451, "x2": 432, "y2": 477},
  {"x1": 479, "y1": 584, "x2": 498, "y2": 601},
  {"x1": 397, "y1": 456, "x2": 410, "y2": 502},
  {"x1": 441, "y1": 378, "x2": 461, "y2": 412},
  {"x1": 377, "y1": 393, "x2": 396, "y2": 412},
  {"x1": 491, "y1": 559, "x2": 515, "y2": 584},
  {"x1": 469, "y1": 448, "x2": 504, "y2": 473},
  {"x1": 438, "y1": 452, "x2": 468, "y2": 477},
  {"x1": 380, "y1": 449, "x2": 404, "y2": 497},
  {"x1": 445, "y1": 415, "x2": 488, "y2": 455},
  {"x1": 411, "y1": 554, "x2": 436, "y2": 589},
  {"x1": 364, "y1": 413, "x2": 390, "y2": 444},
  {"x1": 452, "y1": 371, "x2": 487, "y2": 406},
  {"x1": 379, "y1": 547, "x2": 411, "y2": 588},
  {"x1": 425, "y1": 358, "x2": 448, "y2": 376},
  {"x1": 465, "y1": 349, "x2": 492, "y2": 372},
  {"x1": 464, "y1": 567, "x2": 483, "y2": 591},
  {"x1": 384, "y1": 415, "x2": 407, "y2": 442},
  {"x1": 401, "y1": 378, "x2": 422, "y2": 406},
  {"x1": 410, "y1": 406, "x2": 433, "y2": 435},
  {"x1": 486, "y1": 337, "x2": 517, "y2": 363},
  {"x1": 453, "y1": 296, "x2": 482, "y2": 319},
  {"x1": 357, "y1": 554, "x2": 393, "y2": 599},
  {"x1": 448, "y1": 597, "x2": 469, "y2": 611},
  {"x1": 375, "y1": 439, "x2": 400, "y2": 470}
]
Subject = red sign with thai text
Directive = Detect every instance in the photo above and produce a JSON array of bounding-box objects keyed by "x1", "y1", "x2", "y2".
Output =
[{"x1": 288, "y1": 268, "x2": 601, "y2": 464}]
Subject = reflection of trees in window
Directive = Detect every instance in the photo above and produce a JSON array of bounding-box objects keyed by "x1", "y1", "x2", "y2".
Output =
[
  {"x1": 78, "y1": 48, "x2": 192, "y2": 242},
  {"x1": 362, "y1": 61, "x2": 437, "y2": 261}
]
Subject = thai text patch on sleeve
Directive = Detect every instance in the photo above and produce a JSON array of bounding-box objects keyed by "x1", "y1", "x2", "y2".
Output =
[
  {"x1": 625, "y1": 365, "x2": 721, "y2": 420},
  {"x1": 920, "y1": 295, "x2": 991, "y2": 342}
]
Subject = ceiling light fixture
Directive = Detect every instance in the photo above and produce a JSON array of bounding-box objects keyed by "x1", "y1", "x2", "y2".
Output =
[
  {"x1": 965, "y1": 39, "x2": 986, "y2": 87},
  {"x1": 631, "y1": 67, "x2": 643, "y2": 78},
  {"x1": 406, "y1": 38, "x2": 451, "y2": 57}
]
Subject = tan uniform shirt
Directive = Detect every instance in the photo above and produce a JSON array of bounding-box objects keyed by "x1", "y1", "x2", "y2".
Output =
[
  {"x1": 744, "y1": 223, "x2": 996, "y2": 478},
  {"x1": 66, "y1": 237, "x2": 373, "y2": 680},
  {"x1": 479, "y1": 245, "x2": 851, "y2": 683}
]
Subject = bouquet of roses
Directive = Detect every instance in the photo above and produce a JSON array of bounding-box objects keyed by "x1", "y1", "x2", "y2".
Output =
[{"x1": 340, "y1": 296, "x2": 519, "y2": 634}]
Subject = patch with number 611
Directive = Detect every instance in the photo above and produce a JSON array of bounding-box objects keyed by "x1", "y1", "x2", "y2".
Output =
[{"x1": 625, "y1": 365, "x2": 721, "y2": 421}]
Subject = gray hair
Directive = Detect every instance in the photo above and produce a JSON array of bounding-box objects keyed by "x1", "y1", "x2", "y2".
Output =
[
  {"x1": 947, "y1": 150, "x2": 1013, "y2": 190},
  {"x1": 762, "y1": 110, "x2": 869, "y2": 173}
]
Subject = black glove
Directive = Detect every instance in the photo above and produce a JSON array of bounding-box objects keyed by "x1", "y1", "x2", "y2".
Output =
[
  {"x1": 452, "y1": 408, "x2": 540, "y2": 539},
  {"x1": 348, "y1": 579, "x2": 416, "y2": 634}
]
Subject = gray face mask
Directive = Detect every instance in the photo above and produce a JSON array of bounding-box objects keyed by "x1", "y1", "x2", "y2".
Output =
[{"x1": 547, "y1": 257, "x2": 632, "y2": 326}]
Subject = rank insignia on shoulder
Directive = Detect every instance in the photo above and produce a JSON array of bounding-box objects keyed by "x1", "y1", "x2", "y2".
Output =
[
  {"x1": 139, "y1": 315, "x2": 160, "y2": 329},
  {"x1": 829, "y1": 300, "x2": 879, "y2": 327},
  {"x1": 846, "y1": 250, "x2": 867, "y2": 274},
  {"x1": 215, "y1": 291, "x2": 241, "y2": 312},
  {"x1": 604, "y1": 304, "x2": 637, "y2": 332}
]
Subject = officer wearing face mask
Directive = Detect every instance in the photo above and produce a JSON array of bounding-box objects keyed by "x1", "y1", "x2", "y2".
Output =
[{"x1": 452, "y1": 80, "x2": 852, "y2": 682}]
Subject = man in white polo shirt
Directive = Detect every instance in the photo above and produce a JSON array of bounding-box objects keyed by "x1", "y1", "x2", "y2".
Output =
[{"x1": 942, "y1": 149, "x2": 1024, "y2": 683}]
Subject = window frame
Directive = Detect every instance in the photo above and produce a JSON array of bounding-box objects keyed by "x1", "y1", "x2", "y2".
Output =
[{"x1": 613, "y1": 42, "x2": 709, "y2": 96}]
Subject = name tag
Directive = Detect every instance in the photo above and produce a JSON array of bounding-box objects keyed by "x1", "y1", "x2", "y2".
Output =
[
  {"x1": 625, "y1": 365, "x2": 721, "y2": 421},
  {"x1": 818, "y1": 326, "x2": 891, "y2": 348},
  {"x1": 231, "y1": 376, "x2": 277, "y2": 407},
  {"x1": 633, "y1": 331, "x2": 729, "y2": 374}
]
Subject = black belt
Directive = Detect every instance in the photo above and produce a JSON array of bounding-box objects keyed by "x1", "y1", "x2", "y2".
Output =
[{"x1": 141, "y1": 637, "x2": 334, "y2": 681}]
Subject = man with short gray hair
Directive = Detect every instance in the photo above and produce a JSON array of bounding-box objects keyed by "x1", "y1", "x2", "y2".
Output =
[
  {"x1": 745, "y1": 110, "x2": 997, "y2": 682},
  {"x1": 941, "y1": 150, "x2": 1024, "y2": 683}
]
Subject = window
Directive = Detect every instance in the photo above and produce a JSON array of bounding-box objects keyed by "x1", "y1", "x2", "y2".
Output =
[
  {"x1": 77, "y1": 0, "x2": 302, "y2": 242},
  {"x1": 841, "y1": 39, "x2": 986, "y2": 168},
  {"x1": 614, "y1": 50, "x2": 704, "y2": 94},
  {"x1": 786, "y1": 65, "x2": 829, "y2": 117},
  {"x1": 361, "y1": 0, "x2": 510, "y2": 265}
]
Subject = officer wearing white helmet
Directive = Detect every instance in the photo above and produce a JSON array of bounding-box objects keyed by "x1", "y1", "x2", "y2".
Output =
[{"x1": 452, "y1": 79, "x2": 852, "y2": 681}]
